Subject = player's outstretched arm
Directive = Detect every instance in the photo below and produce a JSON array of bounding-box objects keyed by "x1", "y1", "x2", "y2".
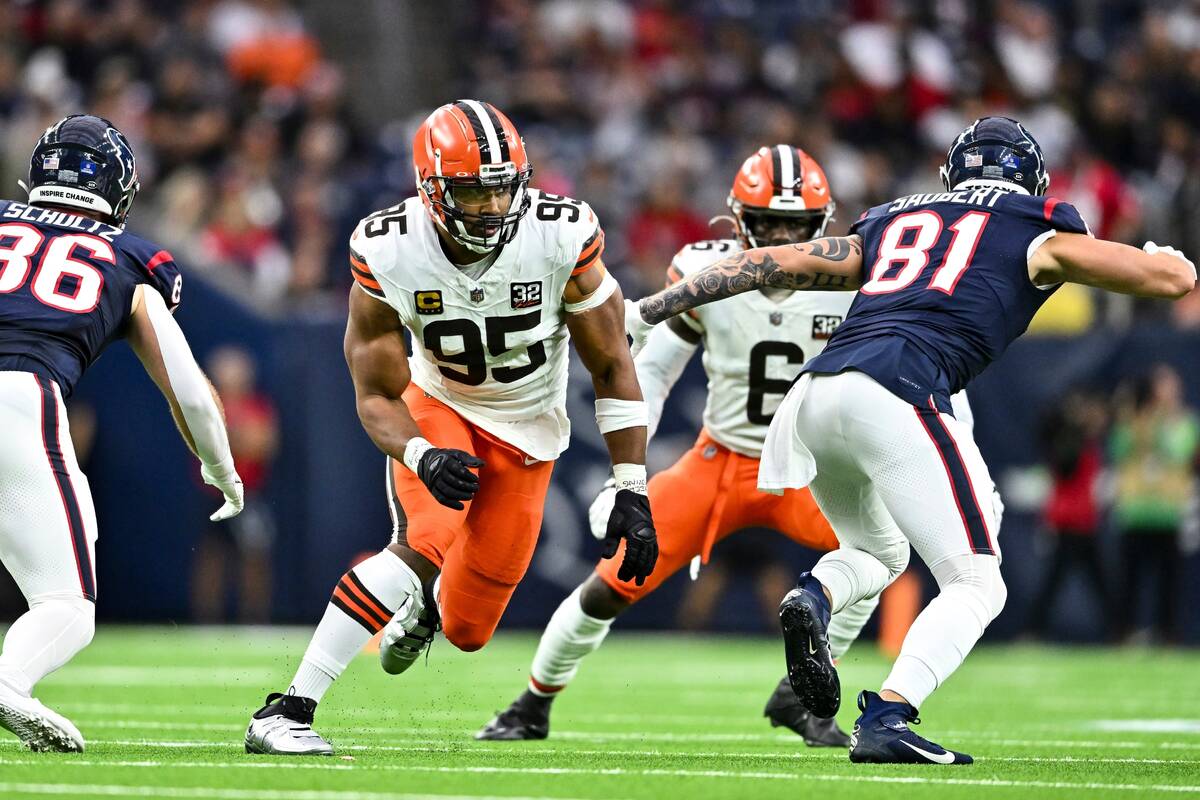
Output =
[
  {"x1": 127, "y1": 285, "x2": 244, "y2": 521},
  {"x1": 565, "y1": 262, "x2": 658, "y2": 586},
  {"x1": 345, "y1": 285, "x2": 481, "y2": 510},
  {"x1": 636, "y1": 236, "x2": 864, "y2": 326},
  {"x1": 1029, "y1": 234, "x2": 1196, "y2": 298}
]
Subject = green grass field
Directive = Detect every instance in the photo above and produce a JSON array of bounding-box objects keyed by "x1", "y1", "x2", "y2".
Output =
[{"x1": 0, "y1": 627, "x2": 1198, "y2": 799}]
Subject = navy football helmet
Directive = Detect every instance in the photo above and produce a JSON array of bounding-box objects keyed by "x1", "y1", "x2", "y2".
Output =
[
  {"x1": 25, "y1": 115, "x2": 140, "y2": 225},
  {"x1": 940, "y1": 117, "x2": 1049, "y2": 197}
]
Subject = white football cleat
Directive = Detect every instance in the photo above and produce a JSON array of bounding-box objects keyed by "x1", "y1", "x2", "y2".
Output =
[
  {"x1": 379, "y1": 591, "x2": 439, "y2": 675},
  {"x1": 245, "y1": 692, "x2": 332, "y2": 756},
  {"x1": 0, "y1": 681, "x2": 84, "y2": 752}
]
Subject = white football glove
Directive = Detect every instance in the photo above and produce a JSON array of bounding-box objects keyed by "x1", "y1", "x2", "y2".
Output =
[
  {"x1": 588, "y1": 478, "x2": 617, "y2": 541},
  {"x1": 1144, "y1": 241, "x2": 1197, "y2": 280},
  {"x1": 624, "y1": 298, "x2": 655, "y2": 357},
  {"x1": 202, "y1": 461, "x2": 245, "y2": 522}
]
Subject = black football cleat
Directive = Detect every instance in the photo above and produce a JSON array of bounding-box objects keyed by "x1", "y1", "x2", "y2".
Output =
[
  {"x1": 476, "y1": 690, "x2": 551, "y2": 741},
  {"x1": 245, "y1": 691, "x2": 332, "y2": 755},
  {"x1": 779, "y1": 572, "x2": 840, "y2": 719},
  {"x1": 763, "y1": 676, "x2": 851, "y2": 748},
  {"x1": 849, "y1": 690, "x2": 972, "y2": 764}
]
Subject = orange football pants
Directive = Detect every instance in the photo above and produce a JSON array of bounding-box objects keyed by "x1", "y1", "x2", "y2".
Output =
[
  {"x1": 595, "y1": 429, "x2": 838, "y2": 602},
  {"x1": 390, "y1": 384, "x2": 554, "y2": 651}
]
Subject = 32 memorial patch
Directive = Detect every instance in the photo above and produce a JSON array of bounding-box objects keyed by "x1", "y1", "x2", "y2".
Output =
[
  {"x1": 511, "y1": 281, "x2": 542, "y2": 309},
  {"x1": 812, "y1": 315, "x2": 842, "y2": 339}
]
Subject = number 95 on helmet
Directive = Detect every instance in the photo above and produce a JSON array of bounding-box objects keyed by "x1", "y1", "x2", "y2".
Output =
[{"x1": 413, "y1": 100, "x2": 533, "y2": 254}]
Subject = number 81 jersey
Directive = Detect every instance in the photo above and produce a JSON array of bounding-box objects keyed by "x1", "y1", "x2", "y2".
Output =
[{"x1": 348, "y1": 189, "x2": 605, "y2": 461}]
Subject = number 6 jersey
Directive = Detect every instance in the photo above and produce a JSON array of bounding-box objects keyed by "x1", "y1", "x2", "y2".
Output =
[
  {"x1": 668, "y1": 239, "x2": 854, "y2": 458},
  {"x1": 348, "y1": 189, "x2": 605, "y2": 462},
  {"x1": 0, "y1": 199, "x2": 183, "y2": 397}
]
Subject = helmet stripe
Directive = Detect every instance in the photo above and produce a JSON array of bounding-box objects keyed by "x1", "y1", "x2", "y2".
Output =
[
  {"x1": 458, "y1": 99, "x2": 502, "y2": 165},
  {"x1": 770, "y1": 145, "x2": 783, "y2": 193},
  {"x1": 777, "y1": 144, "x2": 797, "y2": 198},
  {"x1": 480, "y1": 103, "x2": 511, "y2": 163}
]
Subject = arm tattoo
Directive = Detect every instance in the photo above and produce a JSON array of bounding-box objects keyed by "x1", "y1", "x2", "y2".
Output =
[{"x1": 639, "y1": 237, "x2": 862, "y2": 324}]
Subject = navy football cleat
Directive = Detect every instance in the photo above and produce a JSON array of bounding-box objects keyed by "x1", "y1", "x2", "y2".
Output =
[
  {"x1": 778, "y1": 572, "x2": 840, "y2": 719},
  {"x1": 849, "y1": 691, "x2": 972, "y2": 764}
]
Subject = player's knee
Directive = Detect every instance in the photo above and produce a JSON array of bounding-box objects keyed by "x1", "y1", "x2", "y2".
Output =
[
  {"x1": 879, "y1": 539, "x2": 911, "y2": 582},
  {"x1": 29, "y1": 593, "x2": 95, "y2": 645},
  {"x1": 441, "y1": 617, "x2": 493, "y2": 652},
  {"x1": 579, "y1": 574, "x2": 629, "y2": 620},
  {"x1": 935, "y1": 555, "x2": 1005, "y2": 624}
]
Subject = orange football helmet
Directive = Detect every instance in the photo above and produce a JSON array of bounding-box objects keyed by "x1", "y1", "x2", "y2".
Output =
[
  {"x1": 412, "y1": 99, "x2": 533, "y2": 253},
  {"x1": 727, "y1": 145, "x2": 835, "y2": 248}
]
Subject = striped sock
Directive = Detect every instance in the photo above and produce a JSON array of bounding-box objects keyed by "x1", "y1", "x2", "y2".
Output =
[{"x1": 290, "y1": 550, "x2": 422, "y2": 703}]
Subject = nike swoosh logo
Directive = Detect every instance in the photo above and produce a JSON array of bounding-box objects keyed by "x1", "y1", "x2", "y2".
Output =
[
  {"x1": 524, "y1": 456, "x2": 540, "y2": 466},
  {"x1": 900, "y1": 740, "x2": 956, "y2": 764}
]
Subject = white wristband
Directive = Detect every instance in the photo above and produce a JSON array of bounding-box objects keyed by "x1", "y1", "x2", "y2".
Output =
[
  {"x1": 612, "y1": 463, "x2": 647, "y2": 494},
  {"x1": 595, "y1": 398, "x2": 648, "y2": 434},
  {"x1": 403, "y1": 437, "x2": 434, "y2": 473}
]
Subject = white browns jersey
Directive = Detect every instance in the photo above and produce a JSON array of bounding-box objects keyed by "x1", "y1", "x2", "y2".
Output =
[
  {"x1": 668, "y1": 239, "x2": 854, "y2": 458},
  {"x1": 348, "y1": 189, "x2": 605, "y2": 461}
]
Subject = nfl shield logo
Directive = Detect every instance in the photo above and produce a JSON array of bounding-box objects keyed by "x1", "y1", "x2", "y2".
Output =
[
  {"x1": 470, "y1": 287, "x2": 485, "y2": 303},
  {"x1": 769, "y1": 312, "x2": 783, "y2": 326}
]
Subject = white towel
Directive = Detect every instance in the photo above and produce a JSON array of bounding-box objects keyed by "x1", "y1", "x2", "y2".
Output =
[{"x1": 757, "y1": 373, "x2": 818, "y2": 493}]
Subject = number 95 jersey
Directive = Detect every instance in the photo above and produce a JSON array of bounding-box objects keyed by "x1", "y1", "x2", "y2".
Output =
[
  {"x1": 669, "y1": 239, "x2": 854, "y2": 458},
  {"x1": 348, "y1": 189, "x2": 605, "y2": 462}
]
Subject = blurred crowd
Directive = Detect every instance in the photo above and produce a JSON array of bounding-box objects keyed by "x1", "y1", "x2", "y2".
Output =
[
  {"x1": 0, "y1": 0, "x2": 375, "y2": 311},
  {"x1": 2, "y1": 0, "x2": 1200, "y2": 326},
  {"x1": 1029, "y1": 365, "x2": 1199, "y2": 644}
]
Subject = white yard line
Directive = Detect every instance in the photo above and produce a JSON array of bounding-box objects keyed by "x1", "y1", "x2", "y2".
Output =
[
  {"x1": 6, "y1": 731, "x2": 1200, "y2": 752},
  {"x1": 0, "y1": 747, "x2": 1194, "y2": 768},
  {"x1": 0, "y1": 764, "x2": 1197, "y2": 795},
  {"x1": 0, "y1": 784, "x2": 608, "y2": 800}
]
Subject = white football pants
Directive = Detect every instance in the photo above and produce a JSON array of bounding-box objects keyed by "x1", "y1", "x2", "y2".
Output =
[
  {"x1": 761, "y1": 370, "x2": 1004, "y2": 708},
  {"x1": 0, "y1": 371, "x2": 98, "y2": 603}
]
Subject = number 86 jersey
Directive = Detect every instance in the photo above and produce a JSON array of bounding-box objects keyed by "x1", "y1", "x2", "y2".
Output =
[
  {"x1": 348, "y1": 189, "x2": 605, "y2": 462},
  {"x1": 0, "y1": 199, "x2": 183, "y2": 397}
]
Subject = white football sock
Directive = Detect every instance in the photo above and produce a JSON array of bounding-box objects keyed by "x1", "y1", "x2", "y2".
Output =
[
  {"x1": 0, "y1": 595, "x2": 95, "y2": 696},
  {"x1": 290, "y1": 549, "x2": 422, "y2": 703},
  {"x1": 881, "y1": 554, "x2": 1006, "y2": 709},
  {"x1": 528, "y1": 585, "x2": 614, "y2": 696},
  {"x1": 828, "y1": 593, "x2": 878, "y2": 661}
]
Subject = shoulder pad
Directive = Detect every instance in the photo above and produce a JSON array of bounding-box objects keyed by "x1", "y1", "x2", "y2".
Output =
[
  {"x1": 847, "y1": 202, "x2": 894, "y2": 236},
  {"x1": 349, "y1": 199, "x2": 416, "y2": 298},
  {"x1": 118, "y1": 233, "x2": 184, "y2": 311},
  {"x1": 667, "y1": 239, "x2": 740, "y2": 281},
  {"x1": 1006, "y1": 194, "x2": 1091, "y2": 236},
  {"x1": 527, "y1": 190, "x2": 604, "y2": 274}
]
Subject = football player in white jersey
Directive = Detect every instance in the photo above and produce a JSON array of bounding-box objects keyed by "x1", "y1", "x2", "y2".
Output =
[
  {"x1": 245, "y1": 100, "x2": 658, "y2": 755},
  {"x1": 477, "y1": 146, "x2": 892, "y2": 746}
]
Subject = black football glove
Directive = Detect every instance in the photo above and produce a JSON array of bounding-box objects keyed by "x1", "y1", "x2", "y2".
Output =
[
  {"x1": 601, "y1": 489, "x2": 658, "y2": 586},
  {"x1": 417, "y1": 448, "x2": 485, "y2": 510}
]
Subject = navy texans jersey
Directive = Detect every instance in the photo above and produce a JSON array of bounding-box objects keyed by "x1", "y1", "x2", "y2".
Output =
[
  {"x1": 803, "y1": 185, "x2": 1089, "y2": 412},
  {"x1": 0, "y1": 199, "x2": 183, "y2": 396}
]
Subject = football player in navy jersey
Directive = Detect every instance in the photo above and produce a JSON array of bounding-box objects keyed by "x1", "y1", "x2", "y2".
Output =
[
  {"x1": 0, "y1": 115, "x2": 244, "y2": 752},
  {"x1": 625, "y1": 117, "x2": 1195, "y2": 764}
]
